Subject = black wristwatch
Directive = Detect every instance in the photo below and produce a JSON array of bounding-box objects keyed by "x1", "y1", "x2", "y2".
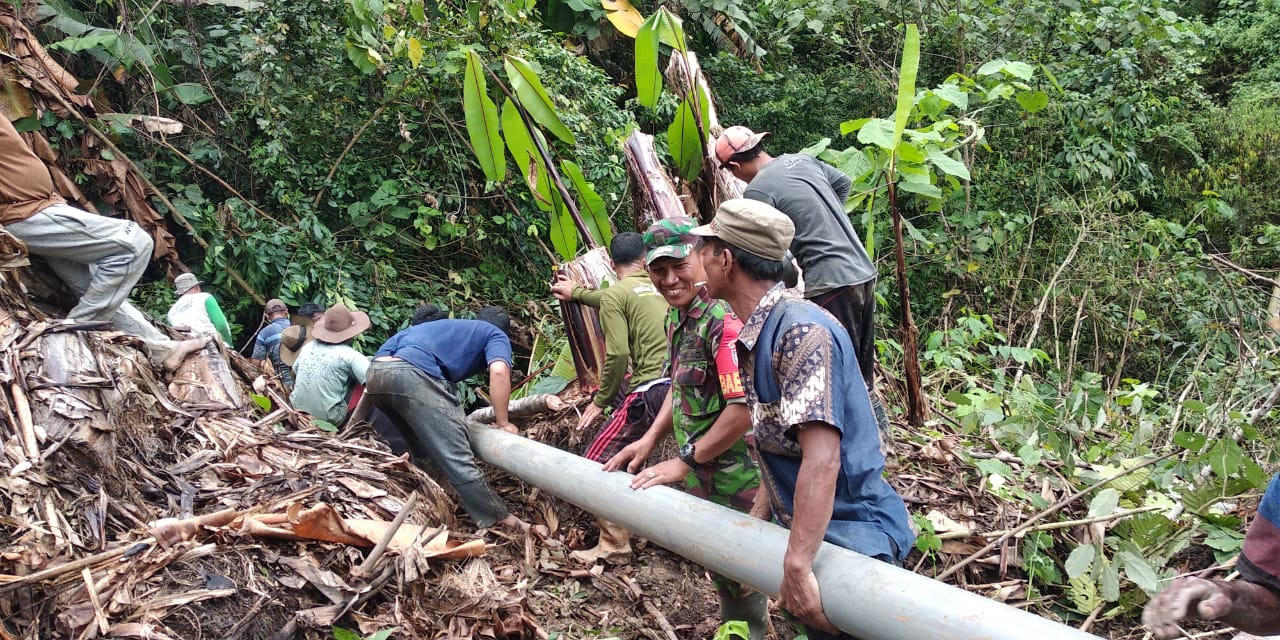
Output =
[{"x1": 678, "y1": 442, "x2": 701, "y2": 468}]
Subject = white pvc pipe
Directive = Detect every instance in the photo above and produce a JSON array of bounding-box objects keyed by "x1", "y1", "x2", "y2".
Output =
[{"x1": 470, "y1": 425, "x2": 1102, "y2": 640}]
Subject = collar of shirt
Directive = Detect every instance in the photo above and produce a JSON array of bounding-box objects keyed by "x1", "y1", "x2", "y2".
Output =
[
  {"x1": 736, "y1": 282, "x2": 790, "y2": 351},
  {"x1": 668, "y1": 284, "x2": 715, "y2": 336}
]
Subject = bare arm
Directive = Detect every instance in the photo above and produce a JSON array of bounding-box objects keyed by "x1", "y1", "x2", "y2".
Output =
[
  {"x1": 487, "y1": 361, "x2": 517, "y2": 433},
  {"x1": 1219, "y1": 581, "x2": 1280, "y2": 633},
  {"x1": 779, "y1": 422, "x2": 842, "y2": 633},
  {"x1": 1143, "y1": 577, "x2": 1280, "y2": 639}
]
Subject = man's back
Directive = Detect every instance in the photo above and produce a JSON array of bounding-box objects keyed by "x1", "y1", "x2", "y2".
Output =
[
  {"x1": 0, "y1": 115, "x2": 65, "y2": 224},
  {"x1": 744, "y1": 154, "x2": 876, "y2": 295},
  {"x1": 597, "y1": 271, "x2": 669, "y2": 390},
  {"x1": 167, "y1": 292, "x2": 217, "y2": 336},
  {"x1": 291, "y1": 341, "x2": 369, "y2": 423},
  {"x1": 376, "y1": 318, "x2": 512, "y2": 383}
]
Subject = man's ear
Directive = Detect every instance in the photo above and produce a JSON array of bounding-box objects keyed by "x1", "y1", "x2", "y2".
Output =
[{"x1": 705, "y1": 241, "x2": 729, "y2": 273}]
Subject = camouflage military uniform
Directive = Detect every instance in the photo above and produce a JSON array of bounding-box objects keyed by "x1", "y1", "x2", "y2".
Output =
[
  {"x1": 669, "y1": 286, "x2": 760, "y2": 511},
  {"x1": 644, "y1": 215, "x2": 769, "y2": 633},
  {"x1": 668, "y1": 286, "x2": 761, "y2": 598}
]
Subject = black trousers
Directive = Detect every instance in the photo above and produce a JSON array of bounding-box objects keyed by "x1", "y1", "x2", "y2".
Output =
[{"x1": 810, "y1": 280, "x2": 877, "y2": 385}]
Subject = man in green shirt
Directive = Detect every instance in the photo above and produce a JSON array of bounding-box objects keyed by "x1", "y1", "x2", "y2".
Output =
[{"x1": 551, "y1": 231, "x2": 669, "y2": 563}]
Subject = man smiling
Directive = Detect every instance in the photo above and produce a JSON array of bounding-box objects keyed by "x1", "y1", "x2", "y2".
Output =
[{"x1": 604, "y1": 217, "x2": 767, "y2": 639}]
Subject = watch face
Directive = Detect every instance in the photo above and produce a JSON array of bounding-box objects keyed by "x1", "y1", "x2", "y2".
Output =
[{"x1": 679, "y1": 443, "x2": 694, "y2": 457}]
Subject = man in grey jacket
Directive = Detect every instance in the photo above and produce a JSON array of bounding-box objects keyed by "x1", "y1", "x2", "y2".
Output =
[{"x1": 716, "y1": 126, "x2": 888, "y2": 437}]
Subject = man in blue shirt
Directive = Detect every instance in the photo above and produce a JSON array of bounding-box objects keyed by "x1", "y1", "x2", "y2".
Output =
[
  {"x1": 251, "y1": 298, "x2": 294, "y2": 388},
  {"x1": 365, "y1": 306, "x2": 526, "y2": 532}
]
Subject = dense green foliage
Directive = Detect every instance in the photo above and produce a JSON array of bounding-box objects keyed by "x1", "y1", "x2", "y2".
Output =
[{"x1": 23, "y1": 0, "x2": 1279, "y2": 629}]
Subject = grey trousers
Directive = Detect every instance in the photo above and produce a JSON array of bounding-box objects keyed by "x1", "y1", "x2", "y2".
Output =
[
  {"x1": 7, "y1": 204, "x2": 184, "y2": 362},
  {"x1": 8, "y1": 204, "x2": 153, "y2": 323},
  {"x1": 365, "y1": 360, "x2": 510, "y2": 527}
]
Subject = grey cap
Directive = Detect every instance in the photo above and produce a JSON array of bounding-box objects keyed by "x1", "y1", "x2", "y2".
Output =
[
  {"x1": 174, "y1": 273, "x2": 201, "y2": 295},
  {"x1": 690, "y1": 199, "x2": 795, "y2": 261}
]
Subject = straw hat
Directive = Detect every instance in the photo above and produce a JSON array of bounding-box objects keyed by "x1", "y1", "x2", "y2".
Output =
[
  {"x1": 311, "y1": 303, "x2": 371, "y2": 343},
  {"x1": 279, "y1": 324, "x2": 313, "y2": 367}
]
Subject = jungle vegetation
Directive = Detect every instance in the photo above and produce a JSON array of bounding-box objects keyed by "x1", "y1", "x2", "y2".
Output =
[{"x1": 8, "y1": 0, "x2": 1280, "y2": 630}]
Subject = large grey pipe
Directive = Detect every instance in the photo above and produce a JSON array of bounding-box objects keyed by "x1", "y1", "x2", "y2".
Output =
[{"x1": 470, "y1": 425, "x2": 1100, "y2": 640}]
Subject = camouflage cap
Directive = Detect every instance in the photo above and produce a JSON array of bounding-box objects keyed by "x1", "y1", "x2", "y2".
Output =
[
  {"x1": 690, "y1": 199, "x2": 794, "y2": 261},
  {"x1": 643, "y1": 216, "x2": 698, "y2": 265}
]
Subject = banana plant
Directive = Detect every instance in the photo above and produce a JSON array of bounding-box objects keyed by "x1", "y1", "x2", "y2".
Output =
[
  {"x1": 800, "y1": 25, "x2": 1047, "y2": 426},
  {"x1": 884, "y1": 24, "x2": 929, "y2": 427},
  {"x1": 461, "y1": 50, "x2": 612, "y2": 261},
  {"x1": 634, "y1": 8, "x2": 710, "y2": 183}
]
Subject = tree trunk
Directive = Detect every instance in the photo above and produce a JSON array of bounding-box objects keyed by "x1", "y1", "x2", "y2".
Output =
[
  {"x1": 624, "y1": 131, "x2": 687, "y2": 228},
  {"x1": 557, "y1": 247, "x2": 613, "y2": 393},
  {"x1": 887, "y1": 180, "x2": 928, "y2": 427},
  {"x1": 167, "y1": 342, "x2": 244, "y2": 409},
  {"x1": 468, "y1": 394, "x2": 567, "y2": 424},
  {"x1": 32, "y1": 331, "x2": 119, "y2": 476},
  {"x1": 663, "y1": 51, "x2": 742, "y2": 221}
]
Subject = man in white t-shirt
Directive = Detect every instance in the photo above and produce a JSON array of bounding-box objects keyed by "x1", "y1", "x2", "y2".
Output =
[{"x1": 166, "y1": 273, "x2": 233, "y2": 344}]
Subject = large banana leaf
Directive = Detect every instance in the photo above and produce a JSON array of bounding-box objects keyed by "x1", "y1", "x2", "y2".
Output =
[
  {"x1": 463, "y1": 50, "x2": 506, "y2": 182},
  {"x1": 561, "y1": 160, "x2": 613, "y2": 246},
  {"x1": 601, "y1": 0, "x2": 644, "y2": 38},
  {"x1": 502, "y1": 98, "x2": 536, "y2": 179},
  {"x1": 528, "y1": 159, "x2": 555, "y2": 212},
  {"x1": 890, "y1": 25, "x2": 920, "y2": 151},
  {"x1": 668, "y1": 93, "x2": 704, "y2": 182},
  {"x1": 635, "y1": 12, "x2": 662, "y2": 109},
  {"x1": 503, "y1": 55, "x2": 575, "y2": 145},
  {"x1": 548, "y1": 188, "x2": 578, "y2": 260}
]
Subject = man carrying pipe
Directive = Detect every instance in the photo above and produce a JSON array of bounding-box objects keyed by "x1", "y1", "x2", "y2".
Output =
[
  {"x1": 364, "y1": 306, "x2": 528, "y2": 534},
  {"x1": 692, "y1": 198, "x2": 915, "y2": 639},
  {"x1": 551, "y1": 232, "x2": 670, "y2": 563},
  {"x1": 603, "y1": 217, "x2": 769, "y2": 639}
]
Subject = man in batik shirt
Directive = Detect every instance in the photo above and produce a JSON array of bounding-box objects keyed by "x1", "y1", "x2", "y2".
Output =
[
  {"x1": 1144, "y1": 472, "x2": 1280, "y2": 638},
  {"x1": 605, "y1": 217, "x2": 767, "y2": 639},
  {"x1": 694, "y1": 199, "x2": 914, "y2": 640}
]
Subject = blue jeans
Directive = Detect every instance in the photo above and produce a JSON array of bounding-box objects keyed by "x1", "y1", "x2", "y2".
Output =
[{"x1": 365, "y1": 361, "x2": 510, "y2": 527}]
